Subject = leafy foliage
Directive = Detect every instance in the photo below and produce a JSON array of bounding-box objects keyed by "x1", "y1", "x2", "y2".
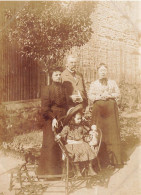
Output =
[
  {"x1": 5, "y1": 1, "x2": 95, "y2": 71},
  {"x1": 0, "y1": 104, "x2": 16, "y2": 145},
  {"x1": 2, "y1": 131, "x2": 42, "y2": 156},
  {"x1": 119, "y1": 81, "x2": 141, "y2": 111},
  {"x1": 0, "y1": 102, "x2": 43, "y2": 148},
  {"x1": 120, "y1": 115, "x2": 140, "y2": 144}
]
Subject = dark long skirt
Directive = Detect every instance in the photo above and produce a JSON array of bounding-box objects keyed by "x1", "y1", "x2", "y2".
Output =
[
  {"x1": 36, "y1": 120, "x2": 62, "y2": 175},
  {"x1": 91, "y1": 99, "x2": 122, "y2": 165}
]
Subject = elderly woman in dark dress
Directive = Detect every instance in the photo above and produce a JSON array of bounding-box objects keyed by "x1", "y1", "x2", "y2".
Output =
[
  {"x1": 36, "y1": 68, "x2": 68, "y2": 175},
  {"x1": 88, "y1": 63, "x2": 123, "y2": 168}
]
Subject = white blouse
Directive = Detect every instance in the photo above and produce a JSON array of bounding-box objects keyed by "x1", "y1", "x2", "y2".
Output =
[{"x1": 88, "y1": 79, "x2": 120, "y2": 104}]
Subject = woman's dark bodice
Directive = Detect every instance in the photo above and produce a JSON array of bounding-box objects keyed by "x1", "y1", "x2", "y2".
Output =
[{"x1": 41, "y1": 82, "x2": 68, "y2": 120}]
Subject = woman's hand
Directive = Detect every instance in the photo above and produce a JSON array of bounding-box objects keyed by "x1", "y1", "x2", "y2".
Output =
[
  {"x1": 52, "y1": 118, "x2": 58, "y2": 130},
  {"x1": 101, "y1": 91, "x2": 111, "y2": 100},
  {"x1": 55, "y1": 134, "x2": 61, "y2": 140}
]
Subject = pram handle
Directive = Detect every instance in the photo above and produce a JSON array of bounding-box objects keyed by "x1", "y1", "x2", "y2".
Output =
[
  {"x1": 95, "y1": 128, "x2": 102, "y2": 157},
  {"x1": 53, "y1": 127, "x2": 70, "y2": 160}
]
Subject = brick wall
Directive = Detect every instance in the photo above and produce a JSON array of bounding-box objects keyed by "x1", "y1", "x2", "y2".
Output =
[{"x1": 71, "y1": 2, "x2": 140, "y2": 86}]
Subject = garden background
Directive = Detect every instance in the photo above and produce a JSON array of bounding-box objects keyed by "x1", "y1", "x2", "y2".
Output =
[{"x1": 0, "y1": 2, "x2": 140, "y2": 193}]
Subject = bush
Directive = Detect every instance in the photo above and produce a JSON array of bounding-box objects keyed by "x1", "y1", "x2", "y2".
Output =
[
  {"x1": 2, "y1": 131, "x2": 42, "y2": 156},
  {"x1": 0, "y1": 104, "x2": 11, "y2": 144},
  {"x1": 0, "y1": 102, "x2": 44, "y2": 146},
  {"x1": 120, "y1": 115, "x2": 140, "y2": 147},
  {"x1": 119, "y1": 81, "x2": 141, "y2": 111}
]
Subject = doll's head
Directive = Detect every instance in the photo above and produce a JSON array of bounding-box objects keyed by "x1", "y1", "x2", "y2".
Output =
[{"x1": 91, "y1": 125, "x2": 97, "y2": 131}]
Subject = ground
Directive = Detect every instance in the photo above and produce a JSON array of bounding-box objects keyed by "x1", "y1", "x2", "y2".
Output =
[
  {"x1": 0, "y1": 110, "x2": 140, "y2": 195},
  {"x1": 0, "y1": 145, "x2": 140, "y2": 195}
]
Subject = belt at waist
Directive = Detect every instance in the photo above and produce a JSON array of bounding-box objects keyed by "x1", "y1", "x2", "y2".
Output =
[
  {"x1": 67, "y1": 140, "x2": 83, "y2": 144},
  {"x1": 51, "y1": 106, "x2": 66, "y2": 110}
]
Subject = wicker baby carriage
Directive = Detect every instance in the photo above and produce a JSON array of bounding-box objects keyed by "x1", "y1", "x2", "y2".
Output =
[{"x1": 52, "y1": 115, "x2": 102, "y2": 195}]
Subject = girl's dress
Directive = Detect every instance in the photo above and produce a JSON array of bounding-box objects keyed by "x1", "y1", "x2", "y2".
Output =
[{"x1": 59, "y1": 124, "x2": 96, "y2": 162}]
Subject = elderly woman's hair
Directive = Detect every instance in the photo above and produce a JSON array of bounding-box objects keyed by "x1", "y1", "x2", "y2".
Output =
[{"x1": 97, "y1": 63, "x2": 108, "y2": 70}]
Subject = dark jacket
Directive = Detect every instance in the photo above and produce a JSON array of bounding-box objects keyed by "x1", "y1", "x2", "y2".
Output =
[{"x1": 41, "y1": 82, "x2": 68, "y2": 121}]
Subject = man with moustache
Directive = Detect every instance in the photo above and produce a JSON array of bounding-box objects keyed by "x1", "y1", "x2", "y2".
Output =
[{"x1": 61, "y1": 55, "x2": 88, "y2": 109}]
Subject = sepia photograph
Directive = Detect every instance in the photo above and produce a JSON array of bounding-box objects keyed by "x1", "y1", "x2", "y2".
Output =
[{"x1": 0, "y1": 1, "x2": 141, "y2": 195}]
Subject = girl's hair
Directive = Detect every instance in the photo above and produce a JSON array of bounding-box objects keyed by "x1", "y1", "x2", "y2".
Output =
[
  {"x1": 69, "y1": 112, "x2": 82, "y2": 126},
  {"x1": 97, "y1": 63, "x2": 108, "y2": 70}
]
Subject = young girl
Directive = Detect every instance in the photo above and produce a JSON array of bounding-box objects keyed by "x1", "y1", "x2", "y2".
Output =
[{"x1": 56, "y1": 105, "x2": 97, "y2": 177}]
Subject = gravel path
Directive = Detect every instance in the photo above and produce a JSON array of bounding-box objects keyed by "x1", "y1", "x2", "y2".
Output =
[{"x1": 0, "y1": 145, "x2": 140, "y2": 195}]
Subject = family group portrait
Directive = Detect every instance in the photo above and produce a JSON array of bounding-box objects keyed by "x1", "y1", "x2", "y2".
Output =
[{"x1": 0, "y1": 1, "x2": 141, "y2": 195}]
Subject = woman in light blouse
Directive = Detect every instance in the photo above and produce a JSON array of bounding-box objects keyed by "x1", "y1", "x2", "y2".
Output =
[{"x1": 88, "y1": 63, "x2": 122, "y2": 167}]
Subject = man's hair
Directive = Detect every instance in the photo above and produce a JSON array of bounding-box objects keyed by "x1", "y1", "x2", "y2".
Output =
[{"x1": 64, "y1": 54, "x2": 78, "y2": 66}]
